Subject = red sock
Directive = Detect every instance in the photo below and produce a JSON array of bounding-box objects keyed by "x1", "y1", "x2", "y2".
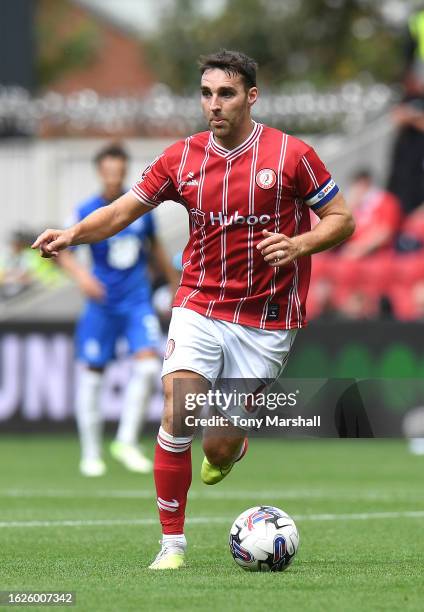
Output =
[{"x1": 154, "y1": 426, "x2": 193, "y2": 535}]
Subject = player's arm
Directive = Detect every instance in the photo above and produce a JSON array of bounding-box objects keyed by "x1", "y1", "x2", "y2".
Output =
[
  {"x1": 258, "y1": 192, "x2": 355, "y2": 267},
  {"x1": 149, "y1": 236, "x2": 181, "y2": 295},
  {"x1": 57, "y1": 250, "x2": 105, "y2": 301},
  {"x1": 32, "y1": 192, "x2": 151, "y2": 258},
  {"x1": 293, "y1": 191, "x2": 355, "y2": 255}
]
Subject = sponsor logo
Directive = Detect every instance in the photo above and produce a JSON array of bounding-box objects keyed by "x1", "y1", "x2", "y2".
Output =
[
  {"x1": 256, "y1": 168, "x2": 277, "y2": 190},
  {"x1": 317, "y1": 179, "x2": 335, "y2": 200},
  {"x1": 157, "y1": 497, "x2": 179, "y2": 512},
  {"x1": 180, "y1": 171, "x2": 199, "y2": 187},
  {"x1": 84, "y1": 339, "x2": 100, "y2": 359},
  {"x1": 164, "y1": 338, "x2": 175, "y2": 360},
  {"x1": 209, "y1": 210, "x2": 270, "y2": 226}
]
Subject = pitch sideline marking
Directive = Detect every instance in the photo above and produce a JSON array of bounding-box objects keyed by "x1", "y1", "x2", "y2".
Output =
[{"x1": 0, "y1": 511, "x2": 423, "y2": 529}]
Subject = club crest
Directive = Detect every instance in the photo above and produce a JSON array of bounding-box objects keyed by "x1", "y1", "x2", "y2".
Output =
[
  {"x1": 256, "y1": 168, "x2": 277, "y2": 190},
  {"x1": 189, "y1": 208, "x2": 206, "y2": 226}
]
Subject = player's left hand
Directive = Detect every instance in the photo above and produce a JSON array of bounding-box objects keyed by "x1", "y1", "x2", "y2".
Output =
[{"x1": 257, "y1": 230, "x2": 302, "y2": 267}]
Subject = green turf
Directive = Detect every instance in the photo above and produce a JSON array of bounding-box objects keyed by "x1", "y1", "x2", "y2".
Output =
[{"x1": 0, "y1": 436, "x2": 423, "y2": 611}]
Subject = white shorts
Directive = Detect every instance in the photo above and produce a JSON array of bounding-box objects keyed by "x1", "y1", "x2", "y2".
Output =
[{"x1": 162, "y1": 307, "x2": 297, "y2": 427}]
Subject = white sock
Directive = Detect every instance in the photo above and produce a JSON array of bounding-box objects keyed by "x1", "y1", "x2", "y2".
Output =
[
  {"x1": 116, "y1": 357, "x2": 161, "y2": 446},
  {"x1": 162, "y1": 534, "x2": 187, "y2": 549},
  {"x1": 75, "y1": 368, "x2": 103, "y2": 461}
]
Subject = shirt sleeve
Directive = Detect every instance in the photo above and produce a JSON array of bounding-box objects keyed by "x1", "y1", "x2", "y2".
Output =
[
  {"x1": 131, "y1": 153, "x2": 179, "y2": 208},
  {"x1": 295, "y1": 147, "x2": 339, "y2": 211}
]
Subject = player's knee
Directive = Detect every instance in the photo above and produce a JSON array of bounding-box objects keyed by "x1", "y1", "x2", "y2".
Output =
[
  {"x1": 161, "y1": 374, "x2": 186, "y2": 435},
  {"x1": 161, "y1": 409, "x2": 173, "y2": 434},
  {"x1": 202, "y1": 438, "x2": 237, "y2": 467},
  {"x1": 161, "y1": 388, "x2": 185, "y2": 436},
  {"x1": 133, "y1": 357, "x2": 161, "y2": 389}
]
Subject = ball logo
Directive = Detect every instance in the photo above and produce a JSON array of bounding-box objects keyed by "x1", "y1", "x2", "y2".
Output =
[
  {"x1": 271, "y1": 535, "x2": 288, "y2": 571},
  {"x1": 256, "y1": 168, "x2": 277, "y2": 190},
  {"x1": 273, "y1": 535, "x2": 287, "y2": 563},
  {"x1": 246, "y1": 509, "x2": 274, "y2": 530},
  {"x1": 164, "y1": 338, "x2": 175, "y2": 360},
  {"x1": 229, "y1": 535, "x2": 254, "y2": 562}
]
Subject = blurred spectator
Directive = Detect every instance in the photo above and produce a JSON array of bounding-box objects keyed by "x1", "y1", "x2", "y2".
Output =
[
  {"x1": 0, "y1": 229, "x2": 63, "y2": 299},
  {"x1": 341, "y1": 170, "x2": 402, "y2": 259},
  {"x1": 412, "y1": 280, "x2": 424, "y2": 318},
  {"x1": 403, "y1": 4, "x2": 424, "y2": 95},
  {"x1": 387, "y1": 5, "x2": 424, "y2": 213},
  {"x1": 338, "y1": 291, "x2": 373, "y2": 320},
  {"x1": 397, "y1": 202, "x2": 424, "y2": 251},
  {"x1": 309, "y1": 278, "x2": 336, "y2": 320},
  {"x1": 387, "y1": 96, "x2": 424, "y2": 214},
  {"x1": 0, "y1": 230, "x2": 34, "y2": 298}
]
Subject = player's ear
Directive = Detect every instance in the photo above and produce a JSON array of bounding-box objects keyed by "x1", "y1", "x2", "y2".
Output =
[{"x1": 247, "y1": 87, "x2": 258, "y2": 107}]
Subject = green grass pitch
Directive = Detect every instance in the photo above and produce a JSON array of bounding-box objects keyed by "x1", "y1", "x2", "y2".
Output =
[{"x1": 0, "y1": 436, "x2": 423, "y2": 611}]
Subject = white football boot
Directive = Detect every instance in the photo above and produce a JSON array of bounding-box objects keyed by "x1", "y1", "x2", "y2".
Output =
[
  {"x1": 79, "y1": 458, "x2": 106, "y2": 477},
  {"x1": 110, "y1": 441, "x2": 153, "y2": 473},
  {"x1": 148, "y1": 539, "x2": 186, "y2": 570}
]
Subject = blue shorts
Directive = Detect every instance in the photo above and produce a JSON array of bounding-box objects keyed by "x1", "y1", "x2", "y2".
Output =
[{"x1": 76, "y1": 301, "x2": 161, "y2": 367}]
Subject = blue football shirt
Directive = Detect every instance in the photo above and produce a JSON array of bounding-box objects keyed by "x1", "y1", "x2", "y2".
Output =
[{"x1": 75, "y1": 194, "x2": 155, "y2": 310}]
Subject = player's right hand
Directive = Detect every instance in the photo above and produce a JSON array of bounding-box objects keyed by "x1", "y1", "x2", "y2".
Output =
[
  {"x1": 31, "y1": 229, "x2": 72, "y2": 258},
  {"x1": 79, "y1": 275, "x2": 106, "y2": 301}
]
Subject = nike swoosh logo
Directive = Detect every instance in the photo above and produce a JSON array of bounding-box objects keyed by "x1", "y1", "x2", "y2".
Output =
[{"x1": 157, "y1": 497, "x2": 179, "y2": 512}]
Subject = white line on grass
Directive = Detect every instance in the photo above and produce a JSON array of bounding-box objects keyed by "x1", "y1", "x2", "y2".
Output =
[
  {"x1": 1, "y1": 489, "x2": 422, "y2": 502},
  {"x1": 0, "y1": 511, "x2": 423, "y2": 529}
]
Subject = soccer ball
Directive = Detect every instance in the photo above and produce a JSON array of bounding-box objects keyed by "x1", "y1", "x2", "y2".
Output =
[{"x1": 229, "y1": 505, "x2": 299, "y2": 572}]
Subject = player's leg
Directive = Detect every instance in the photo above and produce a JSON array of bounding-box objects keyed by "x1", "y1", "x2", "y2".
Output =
[
  {"x1": 76, "y1": 364, "x2": 105, "y2": 477},
  {"x1": 75, "y1": 304, "x2": 117, "y2": 477},
  {"x1": 149, "y1": 369, "x2": 208, "y2": 570},
  {"x1": 199, "y1": 321, "x2": 298, "y2": 485},
  {"x1": 112, "y1": 309, "x2": 162, "y2": 473},
  {"x1": 149, "y1": 307, "x2": 223, "y2": 569},
  {"x1": 201, "y1": 416, "x2": 247, "y2": 485}
]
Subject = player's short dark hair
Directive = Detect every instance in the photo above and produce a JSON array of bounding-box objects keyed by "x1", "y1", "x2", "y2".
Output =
[
  {"x1": 94, "y1": 143, "x2": 129, "y2": 166},
  {"x1": 351, "y1": 169, "x2": 373, "y2": 183},
  {"x1": 198, "y1": 50, "x2": 258, "y2": 89}
]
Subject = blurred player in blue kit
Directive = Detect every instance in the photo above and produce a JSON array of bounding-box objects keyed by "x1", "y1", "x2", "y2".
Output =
[{"x1": 59, "y1": 143, "x2": 178, "y2": 477}]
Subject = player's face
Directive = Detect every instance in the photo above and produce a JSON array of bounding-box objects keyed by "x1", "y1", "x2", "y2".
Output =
[
  {"x1": 97, "y1": 156, "x2": 127, "y2": 198},
  {"x1": 200, "y1": 69, "x2": 258, "y2": 145}
]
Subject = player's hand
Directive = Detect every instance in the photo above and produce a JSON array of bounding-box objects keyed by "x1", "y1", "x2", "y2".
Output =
[
  {"x1": 31, "y1": 229, "x2": 72, "y2": 258},
  {"x1": 79, "y1": 275, "x2": 106, "y2": 301},
  {"x1": 257, "y1": 230, "x2": 302, "y2": 267}
]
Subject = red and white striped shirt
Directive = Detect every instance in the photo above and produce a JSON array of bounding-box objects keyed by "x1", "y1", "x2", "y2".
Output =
[{"x1": 131, "y1": 122, "x2": 339, "y2": 329}]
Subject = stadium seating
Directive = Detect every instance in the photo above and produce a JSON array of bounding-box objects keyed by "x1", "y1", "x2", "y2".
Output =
[{"x1": 308, "y1": 251, "x2": 424, "y2": 321}]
